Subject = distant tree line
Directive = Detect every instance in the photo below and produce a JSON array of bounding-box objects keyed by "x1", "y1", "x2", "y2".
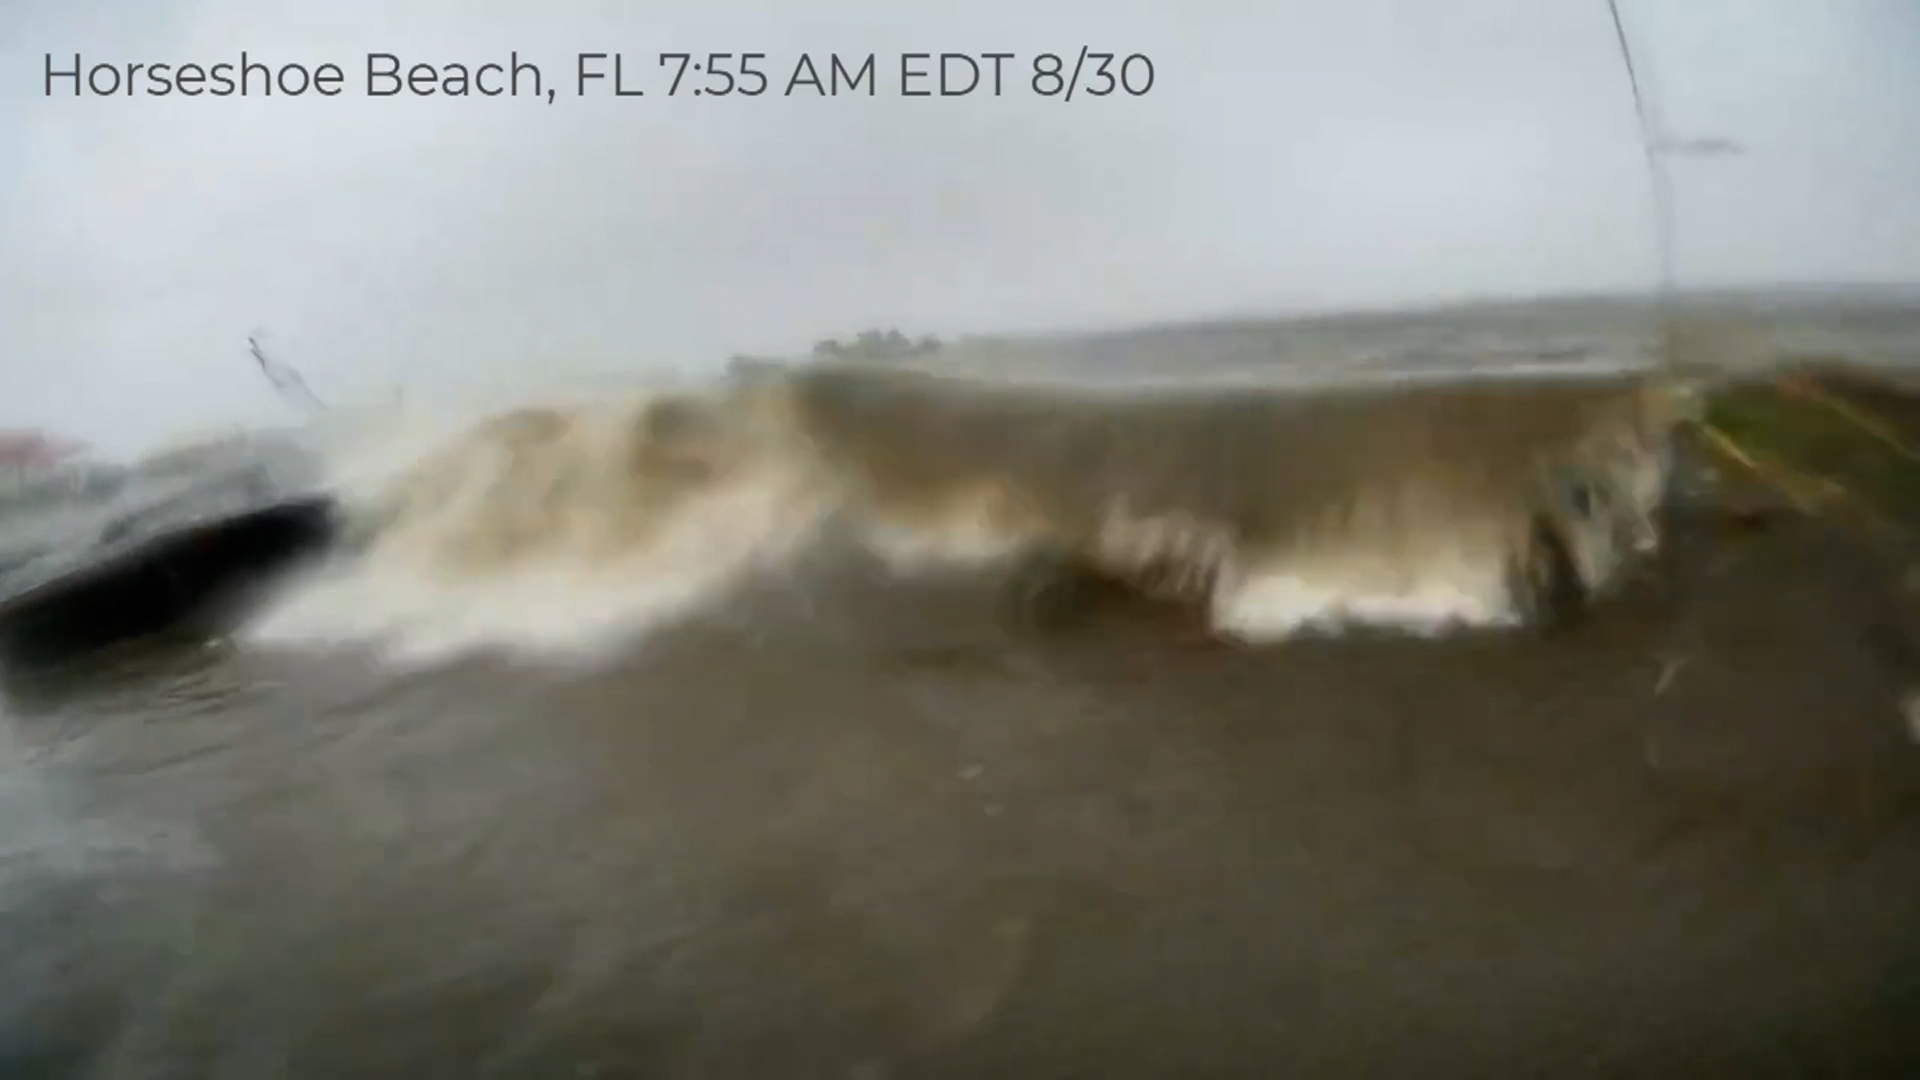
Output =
[
  {"x1": 726, "y1": 328, "x2": 944, "y2": 373},
  {"x1": 810, "y1": 328, "x2": 942, "y2": 362}
]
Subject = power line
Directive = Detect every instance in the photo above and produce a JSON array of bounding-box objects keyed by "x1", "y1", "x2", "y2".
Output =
[
  {"x1": 1602, "y1": 0, "x2": 1676, "y2": 298},
  {"x1": 1602, "y1": 2, "x2": 1748, "y2": 305},
  {"x1": 248, "y1": 333, "x2": 326, "y2": 413}
]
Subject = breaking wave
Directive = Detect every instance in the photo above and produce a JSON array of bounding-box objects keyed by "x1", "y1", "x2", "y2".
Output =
[{"x1": 241, "y1": 359, "x2": 1700, "y2": 667}]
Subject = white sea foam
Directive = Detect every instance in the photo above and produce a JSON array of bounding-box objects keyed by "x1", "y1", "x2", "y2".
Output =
[
  {"x1": 237, "y1": 360, "x2": 1694, "y2": 668},
  {"x1": 243, "y1": 379, "x2": 839, "y2": 668}
]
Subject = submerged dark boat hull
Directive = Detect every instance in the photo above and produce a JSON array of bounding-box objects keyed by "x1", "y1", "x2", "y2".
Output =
[{"x1": 0, "y1": 496, "x2": 337, "y2": 666}]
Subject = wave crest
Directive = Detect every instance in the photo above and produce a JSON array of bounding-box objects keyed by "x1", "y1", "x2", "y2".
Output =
[{"x1": 243, "y1": 362, "x2": 1695, "y2": 665}]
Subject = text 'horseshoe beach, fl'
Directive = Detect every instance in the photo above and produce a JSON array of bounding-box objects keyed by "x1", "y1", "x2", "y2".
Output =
[{"x1": 42, "y1": 49, "x2": 1158, "y2": 103}]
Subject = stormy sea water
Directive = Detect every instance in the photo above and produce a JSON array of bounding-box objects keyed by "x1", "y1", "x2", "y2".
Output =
[{"x1": 5, "y1": 290, "x2": 1920, "y2": 1078}]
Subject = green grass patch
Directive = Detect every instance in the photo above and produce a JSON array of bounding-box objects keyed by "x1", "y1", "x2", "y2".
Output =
[{"x1": 1699, "y1": 362, "x2": 1920, "y2": 531}]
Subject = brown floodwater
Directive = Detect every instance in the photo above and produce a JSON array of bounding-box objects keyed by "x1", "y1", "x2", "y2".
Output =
[
  {"x1": 6, "y1": 295, "x2": 1920, "y2": 1078},
  {"x1": 2, "y1": 502, "x2": 1918, "y2": 1078}
]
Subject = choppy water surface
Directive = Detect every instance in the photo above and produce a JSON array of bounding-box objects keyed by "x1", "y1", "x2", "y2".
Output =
[{"x1": 5, "y1": 293, "x2": 1920, "y2": 1078}]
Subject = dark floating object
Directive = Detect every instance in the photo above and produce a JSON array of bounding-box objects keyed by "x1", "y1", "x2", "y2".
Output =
[{"x1": 0, "y1": 487, "x2": 338, "y2": 668}]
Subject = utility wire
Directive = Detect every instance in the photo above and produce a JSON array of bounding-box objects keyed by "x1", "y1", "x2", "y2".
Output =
[
  {"x1": 248, "y1": 333, "x2": 326, "y2": 414},
  {"x1": 1602, "y1": 0, "x2": 1675, "y2": 301}
]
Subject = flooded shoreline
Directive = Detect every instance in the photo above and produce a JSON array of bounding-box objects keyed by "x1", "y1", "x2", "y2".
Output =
[
  {"x1": 4, "y1": 501, "x2": 1919, "y2": 1076},
  {"x1": 6, "y1": 296, "x2": 1920, "y2": 1076}
]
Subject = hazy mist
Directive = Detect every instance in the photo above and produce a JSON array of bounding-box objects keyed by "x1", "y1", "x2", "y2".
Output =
[{"x1": 2, "y1": 0, "x2": 1916, "y2": 455}]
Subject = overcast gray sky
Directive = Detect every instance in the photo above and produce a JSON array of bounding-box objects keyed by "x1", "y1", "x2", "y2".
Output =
[{"x1": 2, "y1": 0, "x2": 1916, "y2": 455}]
